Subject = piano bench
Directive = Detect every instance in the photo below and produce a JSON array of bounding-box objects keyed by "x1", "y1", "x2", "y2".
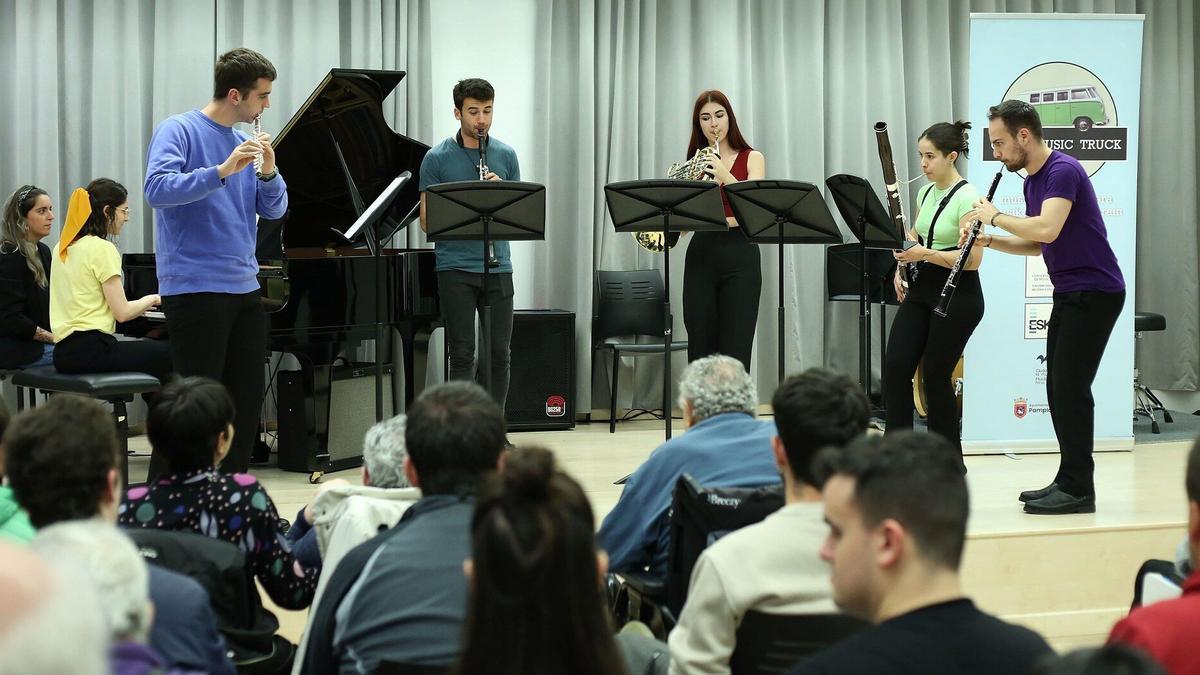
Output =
[{"x1": 10, "y1": 366, "x2": 162, "y2": 486}]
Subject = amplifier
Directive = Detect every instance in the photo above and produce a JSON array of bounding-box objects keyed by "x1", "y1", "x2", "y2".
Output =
[
  {"x1": 277, "y1": 364, "x2": 396, "y2": 473},
  {"x1": 506, "y1": 310, "x2": 575, "y2": 431}
]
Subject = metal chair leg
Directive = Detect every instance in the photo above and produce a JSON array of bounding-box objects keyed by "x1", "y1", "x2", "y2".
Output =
[{"x1": 610, "y1": 350, "x2": 619, "y2": 434}]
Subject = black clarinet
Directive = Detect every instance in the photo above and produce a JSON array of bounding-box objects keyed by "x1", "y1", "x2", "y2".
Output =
[
  {"x1": 874, "y1": 122, "x2": 912, "y2": 283},
  {"x1": 933, "y1": 170, "x2": 1003, "y2": 317},
  {"x1": 477, "y1": 132, "x2": 500, "y2": 268}
]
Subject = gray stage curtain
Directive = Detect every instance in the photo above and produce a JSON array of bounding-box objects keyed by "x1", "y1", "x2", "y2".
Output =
[{"x1": 1, "y1": 0, "x2": 1194, "y2": 417}]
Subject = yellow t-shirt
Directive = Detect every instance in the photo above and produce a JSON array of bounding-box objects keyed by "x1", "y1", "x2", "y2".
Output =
[{"x1": 50, "y1": 235, "x2": 122, "y2": 341}]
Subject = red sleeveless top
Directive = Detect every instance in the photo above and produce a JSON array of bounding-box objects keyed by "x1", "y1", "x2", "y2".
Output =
[{"x1": 719, "y1": 149, "x2": 752, "y2": 218}]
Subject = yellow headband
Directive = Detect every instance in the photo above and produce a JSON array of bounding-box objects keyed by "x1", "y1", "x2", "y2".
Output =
[{"x1": 59, "y1": 187, "x2": 92, "y2": 262}]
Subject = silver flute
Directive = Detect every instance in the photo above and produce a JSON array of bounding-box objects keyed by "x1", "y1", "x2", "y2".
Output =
[{"x1": 253, "y1": 115, "x2": 265, "y2": 177}]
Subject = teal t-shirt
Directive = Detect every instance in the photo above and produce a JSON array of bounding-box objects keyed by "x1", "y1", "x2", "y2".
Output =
[
  {"x1": 913, "y1": 180, "x2": 981, "y2": 251},
  {"x1": 419, "y1": 135, "x2": 521, "y2": 273}
]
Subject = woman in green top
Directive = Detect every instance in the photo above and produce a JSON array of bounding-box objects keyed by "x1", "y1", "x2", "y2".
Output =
[{"x1": 884, "y1": 121, "x2": 983, "y2": 468}]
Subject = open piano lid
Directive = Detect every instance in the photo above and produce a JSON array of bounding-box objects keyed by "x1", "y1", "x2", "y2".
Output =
[{"x1": 269, "y1": 68, "x2": 430, "y2": 249}]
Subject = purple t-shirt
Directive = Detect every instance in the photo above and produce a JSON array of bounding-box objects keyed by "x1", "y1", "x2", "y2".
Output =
[{"x1": 1023, "y1": 151, "x2": 1124, "y2": 293}]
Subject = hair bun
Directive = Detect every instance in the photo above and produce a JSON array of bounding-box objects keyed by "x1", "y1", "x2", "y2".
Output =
[
  {"x1": 954, "y1": 120, "x2": 973, "y2": 131},
  {"x1": 501, "y1": 446, "x2": 556, "y2": 500}
]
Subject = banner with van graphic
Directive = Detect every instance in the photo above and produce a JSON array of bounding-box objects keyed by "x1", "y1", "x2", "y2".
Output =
[{"x1": 962, "y1": 14, "x2": 1142, "y2": 453}]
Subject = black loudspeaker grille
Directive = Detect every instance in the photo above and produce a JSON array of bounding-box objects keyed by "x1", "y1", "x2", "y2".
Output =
[{"x1": 506, "y1": 310, "x2": 575, "y2": 431}]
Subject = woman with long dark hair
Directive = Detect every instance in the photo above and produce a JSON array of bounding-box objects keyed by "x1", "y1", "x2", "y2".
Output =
[
  {"x1": 455, "y1": 446, "x2": 629, "y2": 675},
  {"x1": 681, "y1": 90, "x2": 765, "y2": 372},
  {"x1": 50, "y1": 178, "x2": 171, "y2": 382},
  {"x1": 0, "y1": 185, "x2": 55, "y2": 369},
  {"x1": 884, "y1": 121, "x2": 983, "y2": 469}
]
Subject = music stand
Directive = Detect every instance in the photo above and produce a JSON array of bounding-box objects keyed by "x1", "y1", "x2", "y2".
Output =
[
  {"x1": 425, "y1": 180, "x2": 546, "y2": 398},
  {"x1": 342, "y1": 171, "x2": 413, "y2": 424},
  {"x1": 825, "y1": 174, "x2": 913, "y2": 404},
  {"x1": 725, "y1": 180, "x2": 843, "y2": 385},
  {"x1": 604, "y1": 179, "x2": 727, "y2": 440}
]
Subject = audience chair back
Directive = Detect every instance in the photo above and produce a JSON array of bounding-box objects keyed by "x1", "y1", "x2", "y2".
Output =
[
  {"x1": 126, "y1": 528, "x2": 295, "y2": 673},
  {"x1": 667, "y1": 474, "x2": 785, "y2": 617},
  {"x1": 730, "y1": 610, "x2": 868, "y2": 675}
]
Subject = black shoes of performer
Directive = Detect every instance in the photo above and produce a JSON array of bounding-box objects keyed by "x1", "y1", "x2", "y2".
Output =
[
  {"x1": 1018, "y1": 482, "x2": 1058, "y2": 503},
  {"x1": 1023, "y1": 487, "x2": 1096, "y2": 515}
]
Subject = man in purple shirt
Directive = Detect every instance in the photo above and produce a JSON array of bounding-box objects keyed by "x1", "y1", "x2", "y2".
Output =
[
  {"x1": 967, "y1": 100, "x2": 1125, "y2": 515},
  {"x1": 144, "y1": 48, "x2": 287, "y2": 475}
]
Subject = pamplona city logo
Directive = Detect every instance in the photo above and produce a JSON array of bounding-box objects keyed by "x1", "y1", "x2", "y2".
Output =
[{"x1": 984, "y1": 62, "x2": 1129, "y2": 176}]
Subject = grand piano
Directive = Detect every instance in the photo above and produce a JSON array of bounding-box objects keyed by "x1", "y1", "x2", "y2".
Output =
[{"x1": 124, "y1": 68, "x2": 436, "y2": 475}]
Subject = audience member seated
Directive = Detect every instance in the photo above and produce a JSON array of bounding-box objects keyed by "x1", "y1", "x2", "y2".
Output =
[
  {"x1": 49, "y1": 179, "x2": 170, "y2": 382},
  {"x1": 298, "y1": 381, "x2": 506, "y2": 674},
  {"x1": 2, "y1": 394, "x2": 233, "y2": 674},
  {"x1": 669, "y1": 368, "x2": 870, "y2": 675},
  {"x1": 789, "y1": 432, "x2": 1053, "y2": 674},
  {"x1": 33, "y1": 520, "x2": 202, "y2": 675},
  {"x1": 0, "y1": 400, "x2": 35, "y2": 543},
  {"x1": 289, "y1": 414, "x2": 422, "y2": 670},
  {"x1": 0, "y1": 185, "x2": 56, "y2": 369},
  {"x1": 598, "y1": 354, "x2": 781, "y2": 581},
  {"x1": 295, "y1": 413, "x2": 421, "y2": 574},
  {"x1": 1033, "y1": 644, "x2": 1166, "y2": 675},
  {"x1": 119, "y1": 376, "x2": 320, "y2": 610},
  {"x1": 0, "y1": 539, "x2": 108, "y2": 675},
  {"x1": 1108, "y1": 437, "x2": 1200, "y2": 674},
  {"x1": 458, "y1": 445, "x2": 666, "y2": 675}
]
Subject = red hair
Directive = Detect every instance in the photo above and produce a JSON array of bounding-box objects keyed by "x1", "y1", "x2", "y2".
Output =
[{"x1": 686, "y1": 90, "x2": 752, "y2": 158}]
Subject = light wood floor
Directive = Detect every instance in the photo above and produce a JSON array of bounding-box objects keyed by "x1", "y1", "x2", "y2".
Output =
[{"x1": 124, "y1": 419, "x2": 1193, "y2": 652}]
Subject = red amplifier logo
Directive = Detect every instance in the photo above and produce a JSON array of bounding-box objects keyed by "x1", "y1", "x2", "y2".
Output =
[{"x1": 546, "y1": 395, "x2": 567, "y2": 418}]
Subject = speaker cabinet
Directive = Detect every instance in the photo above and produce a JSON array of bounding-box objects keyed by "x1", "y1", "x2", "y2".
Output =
[
  {"x1": 277, "y1": 364, "x2": 395, "y2": 473},
  {"x1": 506, "y1": 310, "x2": 575, "y2": 431}
]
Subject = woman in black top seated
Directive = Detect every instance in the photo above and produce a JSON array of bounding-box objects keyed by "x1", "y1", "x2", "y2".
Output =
[{"x1": 0, "y1": 185, "x2": 56, "y2": 369}]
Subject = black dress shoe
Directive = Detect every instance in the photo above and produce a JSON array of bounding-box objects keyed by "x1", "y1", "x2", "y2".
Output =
[
  {"x1": 1018, "y1": 482, "x2": 1058, "y2": 503},
  {"x1": 1023, "y1": 487, "x2": 1095, "y2": 515}
]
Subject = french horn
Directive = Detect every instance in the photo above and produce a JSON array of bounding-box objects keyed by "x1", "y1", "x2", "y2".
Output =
[{"x1": 634, "y1": 145, "x2": 720, "y2": 252}]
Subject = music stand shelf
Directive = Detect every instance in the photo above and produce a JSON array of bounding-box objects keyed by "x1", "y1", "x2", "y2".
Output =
[
  {"x1": 425, "y1": 180, "x2": 546, "y2": 398},
  {"x1": 604, "y1": 179, "x2": 726, "y2": 440},
  {"x1": 725, "y1": 180, "x2": 843, "y2": 385}
]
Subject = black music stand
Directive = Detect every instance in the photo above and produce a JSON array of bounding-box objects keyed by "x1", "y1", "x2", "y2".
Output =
[
  {"x1": 425, "y1": 180, "x2": 546, "y2": 399},
  {"x1": 725, "y1": 180, "x2": 843, "y2": 385},
  {"x1": 604, "y1": 179, "x2": 726, "y2": 440},
  {"x1": 344, "y1": 171, "x2": 412, "y2": 424},
  {"x1": 825, "y1": 174, "x2": 913, "y2": 404}
]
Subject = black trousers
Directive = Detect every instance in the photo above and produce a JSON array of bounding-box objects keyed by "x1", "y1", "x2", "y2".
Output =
[
  {"x1": 54, "y1": 330, "x2": 173, "y2": 383},
  {"x1": 1046, "y1": 289, "x2": 1124, "y2": 497},
  {"x1": 437, "y1": 270, "x2": 514, "y2": 411},
  {"x1": 884, "y1": 265, "x2": 984, "y2": 461},
  {"x1": 161, "y1": 291, "x2": 266, "y2": 476},
  {"x1": 682, "y1": 228, "x2": 762, "y2": 371}
]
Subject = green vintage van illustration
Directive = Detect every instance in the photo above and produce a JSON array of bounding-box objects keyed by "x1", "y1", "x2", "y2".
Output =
[{"x1": 1016, "y1": 86, "x2": 1109, "y2": 131}]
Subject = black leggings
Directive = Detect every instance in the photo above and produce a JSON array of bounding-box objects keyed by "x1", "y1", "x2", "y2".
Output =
[
  {"x1": 1046, "y1": 290, "x2": 1124, "y2": 497},
  {"x1": 884, "y1": 265, "x2": 984, "y2": 460},
  {"x1": 53, "y1": 330, "x2": 173, "y2": 383},
  {"x1": 682, "y1": 228, "x2": 761, "y2": 371}
]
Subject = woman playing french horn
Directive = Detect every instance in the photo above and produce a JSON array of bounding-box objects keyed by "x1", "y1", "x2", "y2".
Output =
[{"x1": 680, "y1": 90, "x2": 764, "y2": 372}]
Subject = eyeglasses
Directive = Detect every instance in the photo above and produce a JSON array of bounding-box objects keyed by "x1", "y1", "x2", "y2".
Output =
[{"x1": 117, "y1": 206, "x2": 131, "y2": 215}]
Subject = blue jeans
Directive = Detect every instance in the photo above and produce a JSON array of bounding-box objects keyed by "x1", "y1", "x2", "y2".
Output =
[{"x1": 23, "y1": 343, "x2": 54, "y2": 367}]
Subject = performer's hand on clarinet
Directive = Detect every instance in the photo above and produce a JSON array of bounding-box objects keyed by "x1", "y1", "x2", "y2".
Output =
[{"x1": 255, "y1": 130, "x2": 276, "y2": 175}]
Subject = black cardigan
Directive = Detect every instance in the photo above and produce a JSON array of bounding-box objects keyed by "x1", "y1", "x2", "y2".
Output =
[{"x1": 0, "y1": 241, "x2": 52, "y2": 368}]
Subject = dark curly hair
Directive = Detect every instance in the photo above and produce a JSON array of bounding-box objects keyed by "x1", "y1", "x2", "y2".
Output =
[{"x1": 2, "y1": 395, "x2": 121, "y2": 528}]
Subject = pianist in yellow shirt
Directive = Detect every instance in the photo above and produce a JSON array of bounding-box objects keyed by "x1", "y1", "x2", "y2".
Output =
[{"x1": 50, "y1": 179, "x2": 172, "y2": 384}]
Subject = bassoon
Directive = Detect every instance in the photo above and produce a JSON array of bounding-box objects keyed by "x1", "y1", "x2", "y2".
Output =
[{"x1": 874, "y1": 122, "x2": 912, "y2": 283}]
